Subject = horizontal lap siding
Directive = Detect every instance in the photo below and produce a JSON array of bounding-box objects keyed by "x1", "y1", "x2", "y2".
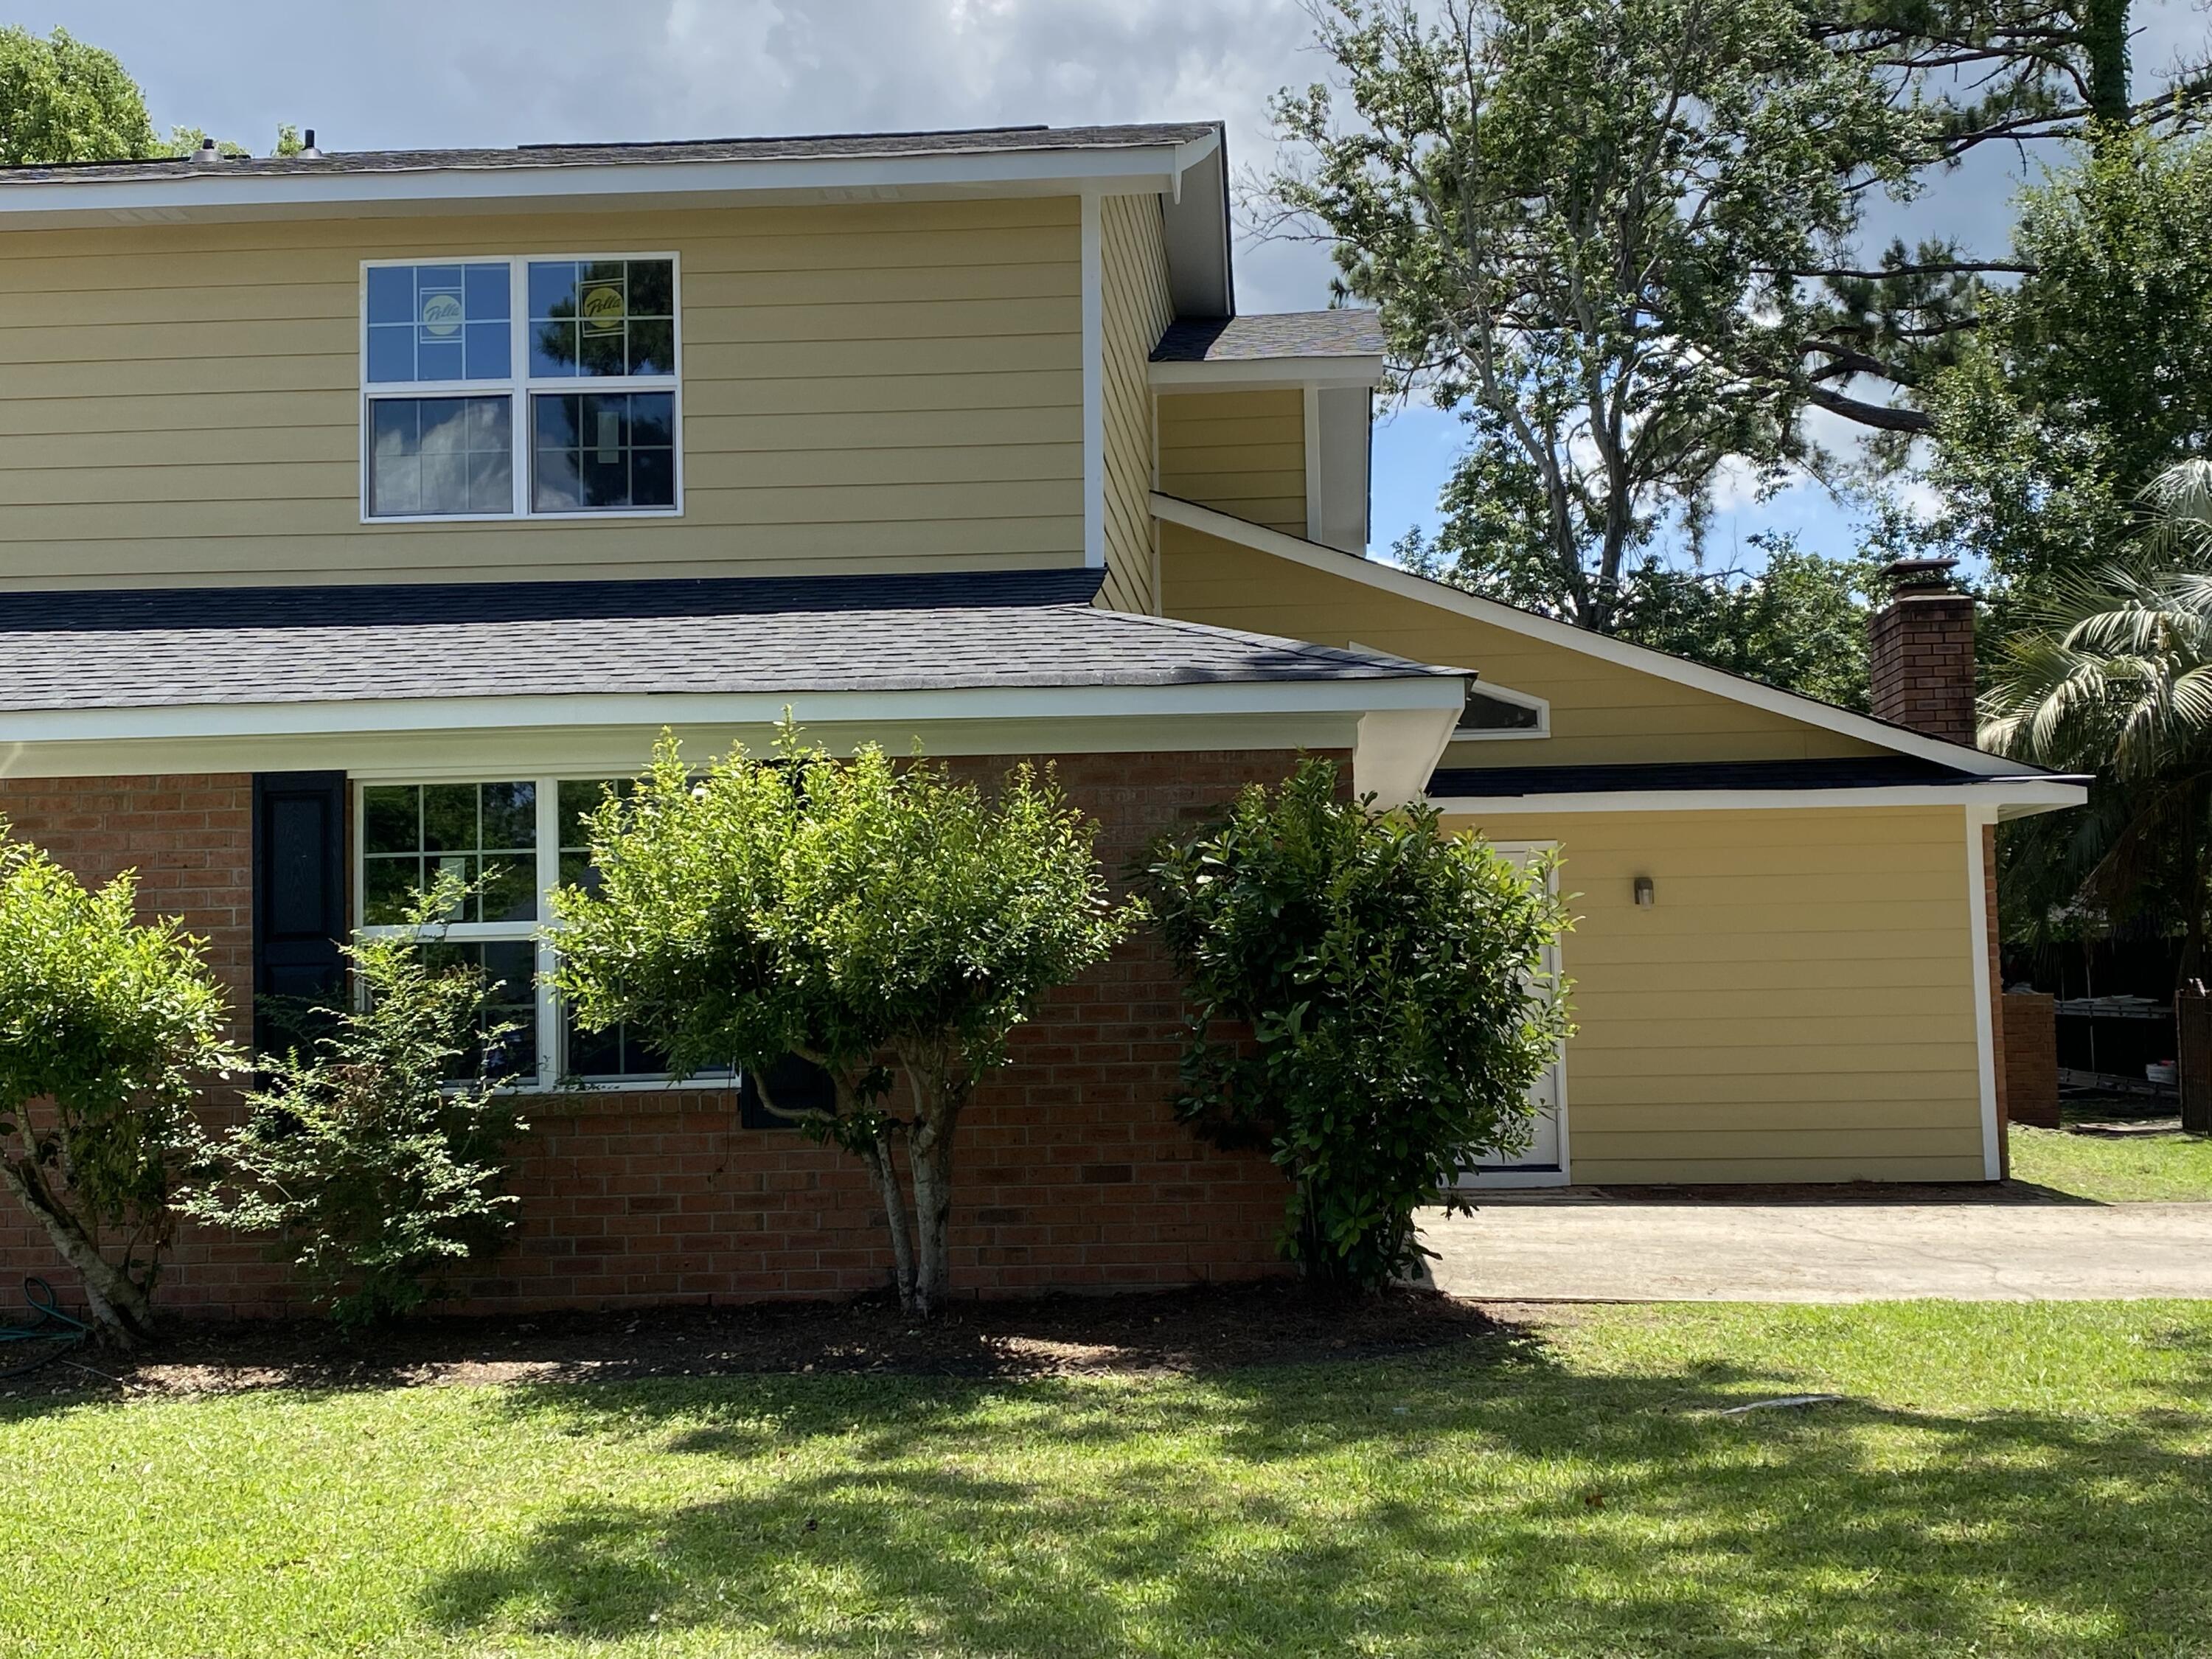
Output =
[
  {"x1": 0, "y1": 199, "x2": 1085, "y2": 589},
  {"x1": 1157, "y1": 391, "x2": 1306, "y2": 538},
  {"x1": 1161, "y1": 524, "x2": 1884, "y2": 764},
  {"x1": 1098, "y1": 194, "x2": 1173, "y2": 614},
  {"x1": 1451, "y1": 805, "x2": 1987, "y2": 1183}
]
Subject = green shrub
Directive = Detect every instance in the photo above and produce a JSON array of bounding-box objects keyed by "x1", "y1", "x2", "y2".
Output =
[
  {"x1": 553, "y1": 728, "x2": 1138, "y2": 1316},
  {"x1": 1146, "y1": 758, "x2": 1572, "y2": 1288},
  {"x1": 181, "y1": 879, "x2": 525, "y2": 1328},
  {"x1": 0, "y1": 827, "x2": 239, "y2": 1343}
]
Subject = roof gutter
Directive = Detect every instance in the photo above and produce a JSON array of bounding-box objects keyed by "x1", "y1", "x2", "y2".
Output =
[
  {"x1": 0, "y1": 667, "x2": 1465, "y2": 802},
  {"x1": 1427, "y1": 778, "x2": 2088, "y2": 820}
]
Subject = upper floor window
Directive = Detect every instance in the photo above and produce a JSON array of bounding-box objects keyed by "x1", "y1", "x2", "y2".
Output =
[{"x1": 361, "y1": 255, "x2": 680, "y2": 522}]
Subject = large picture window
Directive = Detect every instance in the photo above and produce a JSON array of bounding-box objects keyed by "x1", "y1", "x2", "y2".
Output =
[
  {"x1": 354, "y1": 773, "x2": 732, "y2": 1091},
  {"x1": 360, "y1": 254, "x2": 680, "y2": 522}
]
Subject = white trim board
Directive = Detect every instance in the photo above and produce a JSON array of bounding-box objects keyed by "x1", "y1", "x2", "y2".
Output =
[
  {"x1": 1430, "y1": 781, "x2": 2085, "y2": 818},
  {"x1": 1151, "y1": 492, "x2": 2039, "y2": 780},
  {"x1": 1965, "y1": 804, "x2": 2003, "y2": 1180},
  {"x1": 1148, "y1": 357, "x2": 1386, "y2": 392},
  {"x1": 1080, "y1": 195, "x2": 1105, "y2": 570}
]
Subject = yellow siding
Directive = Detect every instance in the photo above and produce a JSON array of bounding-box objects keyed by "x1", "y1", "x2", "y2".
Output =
[
  {"x1": 1455, "y1": 805, "x2": 1988, "y2": 1183},
  {"x1": 0, "y1": 198, "x2": 1084, "y2": 589},
  {"x1": 1161, "y1": 524, "x2": 1885, "y2": 765},
  {"x1": 1158, "y1": 389, "x2": 1304, "y2": 537},
  {"x1": 1097, "y1": 194, "x2": 1173, "y2": 614}
]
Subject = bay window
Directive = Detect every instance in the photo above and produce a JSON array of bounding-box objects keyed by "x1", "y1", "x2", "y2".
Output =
[{"x1": 361, "y1": 254, "x2": 680, "y2": 521}]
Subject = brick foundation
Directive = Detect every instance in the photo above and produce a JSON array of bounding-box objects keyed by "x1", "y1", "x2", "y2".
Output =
[
  {"x1": 0, "y1": 754, "x2": 1307, "y2": 1318},
  {"x1": 2003, "y1": 991, "x2": 2061, "y2": 1130}
]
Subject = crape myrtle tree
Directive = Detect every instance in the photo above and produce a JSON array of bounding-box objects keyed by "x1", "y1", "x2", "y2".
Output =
[
  {"x1": 1147, "y1": 759, "x2": 1572, "y2": 1288},
  {"x1": 552, "y1": 730, "x2": 1138, "y2": 1318},
  {"x1": 0, "y1": 829, "x2": 238, "y2": 1343}
]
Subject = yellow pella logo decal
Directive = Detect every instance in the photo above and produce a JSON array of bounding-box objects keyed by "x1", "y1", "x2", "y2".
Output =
[
  {"x1": 419, "y1": 291, "x2": 464, "y2": 337},
  {"x1": 581, "y1": 284, "x2": 625, "y2": 334}
]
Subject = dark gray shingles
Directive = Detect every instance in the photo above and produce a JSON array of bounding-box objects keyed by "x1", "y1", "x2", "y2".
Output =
[
  {"x1": 1150, "y1": 312, "x2": 1385, "y2": 363},
  {"x1": 0, "y1": 568, "x2": 1454, "y2": 713},
  {"x1": 0, "y1": 123, "x2": 1221, "y2": 187}
]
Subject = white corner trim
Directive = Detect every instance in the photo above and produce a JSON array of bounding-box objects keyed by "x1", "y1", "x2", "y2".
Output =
[
  {"x1": 1303, "y1": 383, "x2": 1324, "y2": 543},
  {"x1": 1427, "y1": 780, "x2": 2087, "y2": 816},
  {"x1": 1147, "y1": 356, "x2": 1386, "y2": 391},
  {"x1": 1964, "y1": 804, "x2": 2003, "y2": 1180},
  {"x1": 1151, "y1": 491, "x2": 2033, "y2": 779},
  {"x1": 1081, "y1": 193, "x2": 1105, "y2": 571}
]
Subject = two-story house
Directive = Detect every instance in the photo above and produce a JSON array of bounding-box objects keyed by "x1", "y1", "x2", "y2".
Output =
[{"x1": 0, "y1": 123, "x2": 2080, "y2": 1313}]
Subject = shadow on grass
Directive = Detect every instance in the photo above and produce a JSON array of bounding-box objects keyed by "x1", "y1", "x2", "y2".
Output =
[{"x1": 423, "y1": 1324, "x2": 2212, "y2": 1658}]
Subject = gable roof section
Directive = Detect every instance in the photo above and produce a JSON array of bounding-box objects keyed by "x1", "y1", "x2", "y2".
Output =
[
  {"x1": 0, "y1": 124, "x2": 1223, "y2": 187},
  {"x1": 1150, "y1": 492, "x2": 2034, "y2": 779},
  {"x1": 1152, "y1": 312, "x2": 1385, "y2": 361},
  {"x1": 0, "y1": 568, "x2": 1458, "y2": 712}
]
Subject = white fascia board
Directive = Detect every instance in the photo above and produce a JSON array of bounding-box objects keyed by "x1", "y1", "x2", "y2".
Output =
[
  {"x1": 1427, "y1": 780, "x2": 2087, "y2": 817},
  {"x1": 1152, "y1": 492, "x2": 2032, "y2": 779},
  {"x1": 0, "y1": 140, "x2": 1216, "y2": 229},
  {"x1": 1148, "y1": 357, "x2": 1386, "y2": 392},
  {"x1": 0, "y1": 673, "x2": 1464, "y2": 749}
]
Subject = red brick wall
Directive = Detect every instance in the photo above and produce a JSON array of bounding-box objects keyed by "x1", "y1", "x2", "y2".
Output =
[
  {"x1": 1868, "y1": 591, "x2": 1977, "y2": 747},
  {"x1": 2003, "y1": 991, "x2": 2061, "y2": 1131},
  {"x1": 0, "y1": 754, "x2": 1308, "y2": 1318}
]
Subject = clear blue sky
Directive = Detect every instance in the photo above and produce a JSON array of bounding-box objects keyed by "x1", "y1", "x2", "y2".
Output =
[{"x1": 32, "y1": 0, "x2": 2204, "y2": 573}]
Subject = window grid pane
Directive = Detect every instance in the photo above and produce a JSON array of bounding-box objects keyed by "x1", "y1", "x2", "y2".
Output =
[
  {"x1": 531, "y1": 392, "x2": 675, "y2": 512},
  {"x1": 367, "y1": 396, "x2": 513, "y2": 518},
  {"x1": 556, "y1": 778, "x2": 698, "y2": 1079},
  {"x1": 358, "y1": 782, "x2": 538, "y2": 925},
  {"x1": 365, "y1": 262, "x2": 512, "y2": 384}
]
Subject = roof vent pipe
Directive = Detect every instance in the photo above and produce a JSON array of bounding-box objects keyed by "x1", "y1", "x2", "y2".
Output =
[
  {"x1": 298, "y1": 128, "x2": 322, "y2": 159},
  {"x1": 190, "y1": 136, "x2": 220, "y2": 167}
]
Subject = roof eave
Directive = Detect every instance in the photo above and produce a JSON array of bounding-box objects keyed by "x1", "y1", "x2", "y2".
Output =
[
  {"x1": 1426, "y1": 778, "x2": 2090, "y2": 818},
  {"x1": 0, "y1": 132, "x2": 1228, "y2": 230},
  {"x1": 1148, "y1": 355, "x2": 1386, "y2": 391}
]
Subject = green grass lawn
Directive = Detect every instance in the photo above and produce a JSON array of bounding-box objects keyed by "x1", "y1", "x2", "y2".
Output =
[
  {"x1": 4, "y1": 1301, "x2": 2211, "y2": 1658},
  {"x1": 2011, "y1": 1123, "x2": 2212, "y2": 1203}
]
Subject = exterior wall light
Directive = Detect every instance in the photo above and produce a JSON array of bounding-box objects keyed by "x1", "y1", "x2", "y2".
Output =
[{"x1": 1633, "y1": 875, "x2": 1655, "y2": 908}]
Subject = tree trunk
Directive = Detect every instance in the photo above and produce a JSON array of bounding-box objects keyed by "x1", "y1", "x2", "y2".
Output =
[
  {"x1": 863, "y1": 1133, "x2": 919, "y2": 1315},
  {"x1": 905, "y1": 1102, "x2": 960, "y2": 1318},
  {"x1": 2081, "y1": 0, "x2": 2132, "y2": 130},
  {"x1": 0, "y1": 1150, "x2": 157, "y2": 1346}
]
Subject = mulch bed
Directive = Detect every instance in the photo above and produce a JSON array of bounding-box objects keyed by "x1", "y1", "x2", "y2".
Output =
[{"x1": 1, "y1": 1281, "x2": 1509, "y2": 1402}]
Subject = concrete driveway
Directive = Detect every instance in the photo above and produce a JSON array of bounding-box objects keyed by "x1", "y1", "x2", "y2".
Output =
[{"x1": 1421, "y1": 1193, "x2": 2212, "y2": 1301}]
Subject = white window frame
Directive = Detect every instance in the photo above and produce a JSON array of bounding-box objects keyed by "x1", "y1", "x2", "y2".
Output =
[
  {"x1": 1453, "y1": 682, "x2": 1551, "y2": 742},
  {"x1": 351, "y1": 772, "x2": 712, "y2": 1091},
  {"x1": 358, "y1": 251, "x2": 684, "y2": 525},
  {"x1": 1350, "y1": 644, "x2": 1551, "y2": 741}
]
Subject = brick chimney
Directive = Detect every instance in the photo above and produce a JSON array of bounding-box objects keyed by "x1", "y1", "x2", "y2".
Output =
[{"x1": 1868, "y1": 556, "x2": 1977, "y2": 747}]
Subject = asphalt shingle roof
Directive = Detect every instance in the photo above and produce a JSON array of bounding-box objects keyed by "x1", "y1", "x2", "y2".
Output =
[
  {"x1": 1426, "y1": 757, "x2": 2055, "y2": 796},
  {"x1": 0, "y1": 568, "x2": 1454, "y2": 713},
  {"x1": 1151, "y1": 311, "x2": 1385, "y2": 363},
  {"x1": 0, "y1": 124, "x2": 1222, "y2": 186}
]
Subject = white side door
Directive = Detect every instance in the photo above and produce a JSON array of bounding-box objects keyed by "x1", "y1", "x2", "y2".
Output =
[{"x1": 1457, "y1": 841, "x2": 1569, "y2": 1190}]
